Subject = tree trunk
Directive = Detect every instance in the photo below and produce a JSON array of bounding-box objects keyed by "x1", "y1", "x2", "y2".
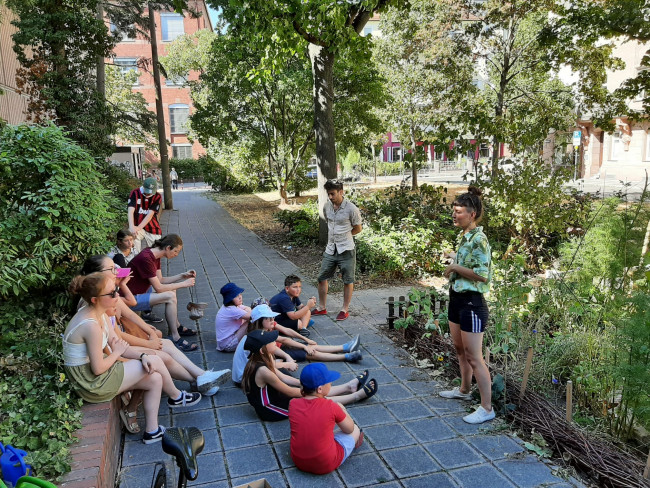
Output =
[
  {"x1": 309, "y1": 43, "x2": 336, "y2": 245},
  {"x1": 148, "y1": 4, "x2": 172, "y2": 210},
  {"x1": 371, "y1": 144, "x2": 377, "y2": 184},
  {"x1": 96, "y1": 2, "x2": 105, "y2": 97},
  {"x1": 410, "y1": 127, "x2": 418, "y2": 190},
  {"x1": 279, "y1": 182, "x2": 289, "y2": 205}
]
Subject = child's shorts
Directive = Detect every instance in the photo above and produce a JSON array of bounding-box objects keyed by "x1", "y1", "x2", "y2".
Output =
[
  {"x1": 284, "y1": 347, "x2": 307, "y2": 362},
  {"x1": 334, "y1": 432, "x2": 355, "y2": 466}
]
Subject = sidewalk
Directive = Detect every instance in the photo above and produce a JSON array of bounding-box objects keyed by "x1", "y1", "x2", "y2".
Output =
[{"x1": 116, "y1": 190, "x2": 584, "y2": 488}]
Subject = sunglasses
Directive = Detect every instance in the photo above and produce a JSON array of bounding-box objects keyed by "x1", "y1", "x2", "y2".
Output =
[{"x1": 100, "y1": 286, "x2": 120, "y2": 298}]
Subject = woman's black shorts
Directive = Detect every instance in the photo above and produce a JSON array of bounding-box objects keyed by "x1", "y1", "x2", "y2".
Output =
[{"x1": 448, "y1": 289, "x2": 489, "y2": 333}]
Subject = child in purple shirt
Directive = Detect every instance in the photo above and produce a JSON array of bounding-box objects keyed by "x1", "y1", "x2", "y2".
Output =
[{"x1": 216, "y1": 282, "x2": 251, "y2": 351}]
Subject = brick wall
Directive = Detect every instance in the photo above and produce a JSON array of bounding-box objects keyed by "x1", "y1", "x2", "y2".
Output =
[{"x1": 60, "y1": 398, "x2": 122, "y2": 488}]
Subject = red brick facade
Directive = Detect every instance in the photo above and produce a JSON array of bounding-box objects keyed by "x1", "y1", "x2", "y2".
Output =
[{"x1": 110, "y1": 1, "x2": 212, "y2": 164}]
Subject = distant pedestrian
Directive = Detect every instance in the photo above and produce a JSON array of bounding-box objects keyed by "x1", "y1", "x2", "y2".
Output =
[
  {"x1": 170, "y1": 167, "x2": 179, "y2": 190},
  {"x1": 439, "y1": 186, "x2": 494, "y2": 424},
  {"x1": 128, "y1": 177, "x2": 162, "y2": 254},
  {"x1": 312, "y1": 179, "x2": 362, "y2": 321}
]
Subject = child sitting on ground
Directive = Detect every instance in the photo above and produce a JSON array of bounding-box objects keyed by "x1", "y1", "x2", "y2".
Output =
[
  {"x1": 269, "y1": 275, "x2": 315, "y2": 334},
  {"x1": 216, "y1": 282, "x2": 251, "y2": 351},
  {"x1": 289, "y1": 363, "x2": 365, "y2": 474},
  {"x1": 231, "y1": 301, "x2": 361, "y2": 384},
  {"x1": 241, "y1": 329, "x2": 377, "y2": 421}
]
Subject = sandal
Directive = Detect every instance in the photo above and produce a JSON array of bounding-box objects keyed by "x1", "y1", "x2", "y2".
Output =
[
  {"x1": 355, "y1": 369, "x2": 369, "y2": 392},
  {"x1": 298, "y1": 328, "x2": 311, "y2": 338},
  {"x1": 178, "y1": 325, "x2": 197, "y2": 337},
  {"x1": 171, "y1": 336, "x2": 198, "y2": 352},
  {"x1": 120, "y1": 391, "x2": 132, "y2": 407},
  {"x1": 360, "y1": 379, "x2": 378, "y2": 401},
  {"x1": 120, "y1": 408, "x2": 140, "y2": 434}
]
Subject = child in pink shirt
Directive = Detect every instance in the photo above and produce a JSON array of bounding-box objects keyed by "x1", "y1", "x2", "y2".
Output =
[{"x1": 215, "y1": 282, "x2": 251, "y2": 351}]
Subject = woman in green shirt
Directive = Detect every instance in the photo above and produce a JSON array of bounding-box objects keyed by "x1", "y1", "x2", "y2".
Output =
[{"x1": 440, "y1": 186, "x2": 494, "y2": 424}]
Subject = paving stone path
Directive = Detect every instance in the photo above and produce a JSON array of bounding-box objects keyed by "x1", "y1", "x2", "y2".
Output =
[{"x1": 116, "y1": 190, "x2": 584, "y2": 488}]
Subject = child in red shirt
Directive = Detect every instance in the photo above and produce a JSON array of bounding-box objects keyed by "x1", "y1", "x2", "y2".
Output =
[{"x1": 289, "y1": 363, "x2": 369, "y2": 474}]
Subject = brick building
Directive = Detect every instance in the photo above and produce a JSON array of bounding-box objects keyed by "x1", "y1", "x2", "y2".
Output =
[{"x1": 109, "y1": 1, "x2": 212, "y2": 165}]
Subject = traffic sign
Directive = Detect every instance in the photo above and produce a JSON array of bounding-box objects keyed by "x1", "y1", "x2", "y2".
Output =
[{"x1": 573, "y1": 130, "x2": 581, "y2": 148}]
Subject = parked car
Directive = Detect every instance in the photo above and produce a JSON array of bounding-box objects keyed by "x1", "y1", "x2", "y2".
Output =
[{"x1": 306, "y1": 167, "x2": 318, "y2": 179}]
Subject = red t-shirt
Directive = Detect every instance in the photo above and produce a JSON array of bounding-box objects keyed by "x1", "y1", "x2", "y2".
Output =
[
  {"x1": 127, "y1": 248, "x2": 160, "y2": 295},
  {"x1": 289, "y1": 397, "x2": 346, "y2": 474}
]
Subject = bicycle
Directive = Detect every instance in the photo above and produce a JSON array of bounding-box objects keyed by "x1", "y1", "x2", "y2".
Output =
[{"x1": 145, "y1": 427, "x2": 205, "y2": 488}]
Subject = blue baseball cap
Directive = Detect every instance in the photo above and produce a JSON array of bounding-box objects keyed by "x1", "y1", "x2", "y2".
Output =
[
  {"x1": 300, "y1": 363, "x2": 341, "y2": 390},
  {"x1": 220, "y1": 282, "x2": 244, "y2": 304},
  {"x1": 250, "y1": 304, "x2": 279, "y2": 323}
]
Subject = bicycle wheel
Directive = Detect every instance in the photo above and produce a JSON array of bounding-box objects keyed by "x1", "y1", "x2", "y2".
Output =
[{"x1": 153, "y1": 466, "x2": 166, "y2": 488}]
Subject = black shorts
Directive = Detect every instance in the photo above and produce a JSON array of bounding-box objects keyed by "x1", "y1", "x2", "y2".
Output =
[
  {"x1": 276, "y1": 316, "x2": 299, "y2": 331},
  {"x1": 448, "y1": 289, "x2": 489, "y2": 333},
  {"x1": 283, "y1": 347, "x2": 307, "y2": 362}
]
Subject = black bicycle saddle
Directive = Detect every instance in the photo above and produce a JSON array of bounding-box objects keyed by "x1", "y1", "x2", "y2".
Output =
[{"x1": 162, "y1": 427, "x2": 205, "y2": 481}]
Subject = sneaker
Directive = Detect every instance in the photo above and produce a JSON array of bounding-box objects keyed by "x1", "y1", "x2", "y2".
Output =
[
  {"x1": 168, "y1": 390, "x2": 202, "y2": 408},
  {"x1": 196, "y1": 369, "x2": 231, "y2": 392},
  {"x1": 439, "y1": 387, "x2": 472, "y2": 401},
  {"x1": 336, "y1": 311, "x2": 349, "y2": 321},
  {"x1": 307, "y1": 319, "x2": 315, "y2": 327},
  {"x1": 142, "y1": 425, "x2": 166, "y2": 444},
  {"x1": 202, "y1": 386, "x2": 219, "y2": 396},
  {"x1": 142, "y1": 311, "x2": 163, "y2": 323},
  {"x1": 311, "y1": 308, "x2": 327, "y2": 316},
  {"x1": 344, "y1": 351, "x2": 363, "y2": 362},
  {"x1": 343, "y1": 335, "x2": 360, "y2": 353},
  {"x1": 463, "y1": 406, "x2": 495, "y2": 424}
]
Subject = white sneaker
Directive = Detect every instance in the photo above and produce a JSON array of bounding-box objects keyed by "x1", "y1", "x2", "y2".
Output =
[
  {"x1": 197, "y1": 369, "x2": 231, "y2": 392},
  {"x1": 463, "y1": 406, "x2": 495, "y2": 424},
  {"x1": 439, "y1": 387, "x2": 472, "y2": 400},
  {"x1": 202, "y1": 386, "x2": 219, "y2": 396}
]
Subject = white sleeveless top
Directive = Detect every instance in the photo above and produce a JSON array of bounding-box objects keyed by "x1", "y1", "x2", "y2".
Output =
[{"x1": 62, "y1": 315, "x2": 110, "y2": 367}]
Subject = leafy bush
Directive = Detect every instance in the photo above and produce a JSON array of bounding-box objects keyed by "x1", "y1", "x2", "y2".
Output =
[
  {"x1": 203, "y1": 142, "x2": 263, "y2": 193},
  {"x1": 0, "y1": 124, "x2": 121, "y2": 480},
  {"x1": 273, "y1": 200, "x2": 319, "y2": 245},
  {"x1": 479, "y1": 158, "x2": 592, "y2": 267},
  {"x1": 169, "y1": 157, "x2": 209, "y2": 181}
]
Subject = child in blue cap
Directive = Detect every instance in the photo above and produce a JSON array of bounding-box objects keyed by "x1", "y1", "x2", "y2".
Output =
[
  {"x1": 289, "y1": 363, "x2": 373, "y2": 474},
  {"x1": 216, "y1": 282, "x2": 251, "y2": 351}
]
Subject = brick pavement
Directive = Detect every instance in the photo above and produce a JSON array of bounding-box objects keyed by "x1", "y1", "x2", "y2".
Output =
[{"x1": 116, "y1": 189, "x2": 584, "y2": 488}]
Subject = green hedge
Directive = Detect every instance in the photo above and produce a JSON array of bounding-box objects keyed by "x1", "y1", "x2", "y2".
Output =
[{"x1": 0, "y1": 124, "x2": 122, "y2": 481}]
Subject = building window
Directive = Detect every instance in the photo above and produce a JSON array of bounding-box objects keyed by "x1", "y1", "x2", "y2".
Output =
[
  {"x1": 169, "y1": 104, "x2": 189, "y2": 134},
  {"x1": 161, "y1": 14, "x2": 184, "y2": 42},
  {"x1": 113, "y1": 58, "x2": 139, "y2": 85},
  {"x1": 165, "y1": 75, "x2": 188, "y2": 87},
  {"x1": 172, "y1": 145, "x2": 193, "y2": 159},
  {"x1": 110, "y1": 23, "x2": 135, "y2": 42},
  {"x1": 391, "y1": 146, "x2": 402, "y2": 162},
  {"x1": 611, "y1": 131, "x2": 622, "y2": 160}
]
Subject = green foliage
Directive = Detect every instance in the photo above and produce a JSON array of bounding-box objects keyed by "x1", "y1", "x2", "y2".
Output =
[
  {"x1": 350, "y1": 184, "x2": 455, "y2": 277},
  {"x1": 479, "y1": 159, "x2": 592, "y2": 266},
  {"x1": 0, "y1": 124, "x2": 120, "y2": 297},
  {"x1": 203, "y1": 145, "x2": 262, "y2": 193},
  {"x1": 0, "y1": 124, "x2": 123, "y2": 481},
  {"x1": 273, "y1": 200, "x2": 320, "y2": 245},
  {"x1": 169, "y1": 157, "x2": 209, "y2": 181}
]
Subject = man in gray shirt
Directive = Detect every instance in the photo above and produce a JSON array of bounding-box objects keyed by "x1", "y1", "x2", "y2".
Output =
[{"x1": 312, "y1": 179, "x2": 362, "y2": 321}]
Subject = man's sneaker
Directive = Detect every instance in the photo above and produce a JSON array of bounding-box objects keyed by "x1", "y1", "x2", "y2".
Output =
[
  {"x1": 311, "y1": 308, "x2": 327, "y2": 316},
  {"x1": 142, "y1": 425, "x2": 166, "y2": 444},
  {"x1": 463, "y1": 406, "x2": 495, "y2": 424},
  {"x1": 142, "y1": 311, "x2": 163, "y2": 323},
  {"x1": 439, "y1": 387, "x2": 472, "y2": 401},
  {"x1": 336, "y1": 311, "x2": 349, "y2": 321},
  {"x1": 344, "y1": 351, "x2": 363, "y2": 362},
  {"x1": 202, "y1": 386, "x2": 219, "y2": 396},
  {"x1": 168, "y1": 390, "x2": 202, "y2": 408},
  {"x1": 343, "y1": 335, "x2": 360, "y2": 353},
  {"x1": 196, "y1": 369, "x2": 231, "y2": 392}
]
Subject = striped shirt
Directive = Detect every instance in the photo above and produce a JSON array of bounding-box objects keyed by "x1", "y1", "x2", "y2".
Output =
[
  {"x1": 127, "y1": 188, "x2": 162, "y2": 235},
  {"x1": 450, "y1": 226, "x2": 491, "y2": 294}
]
